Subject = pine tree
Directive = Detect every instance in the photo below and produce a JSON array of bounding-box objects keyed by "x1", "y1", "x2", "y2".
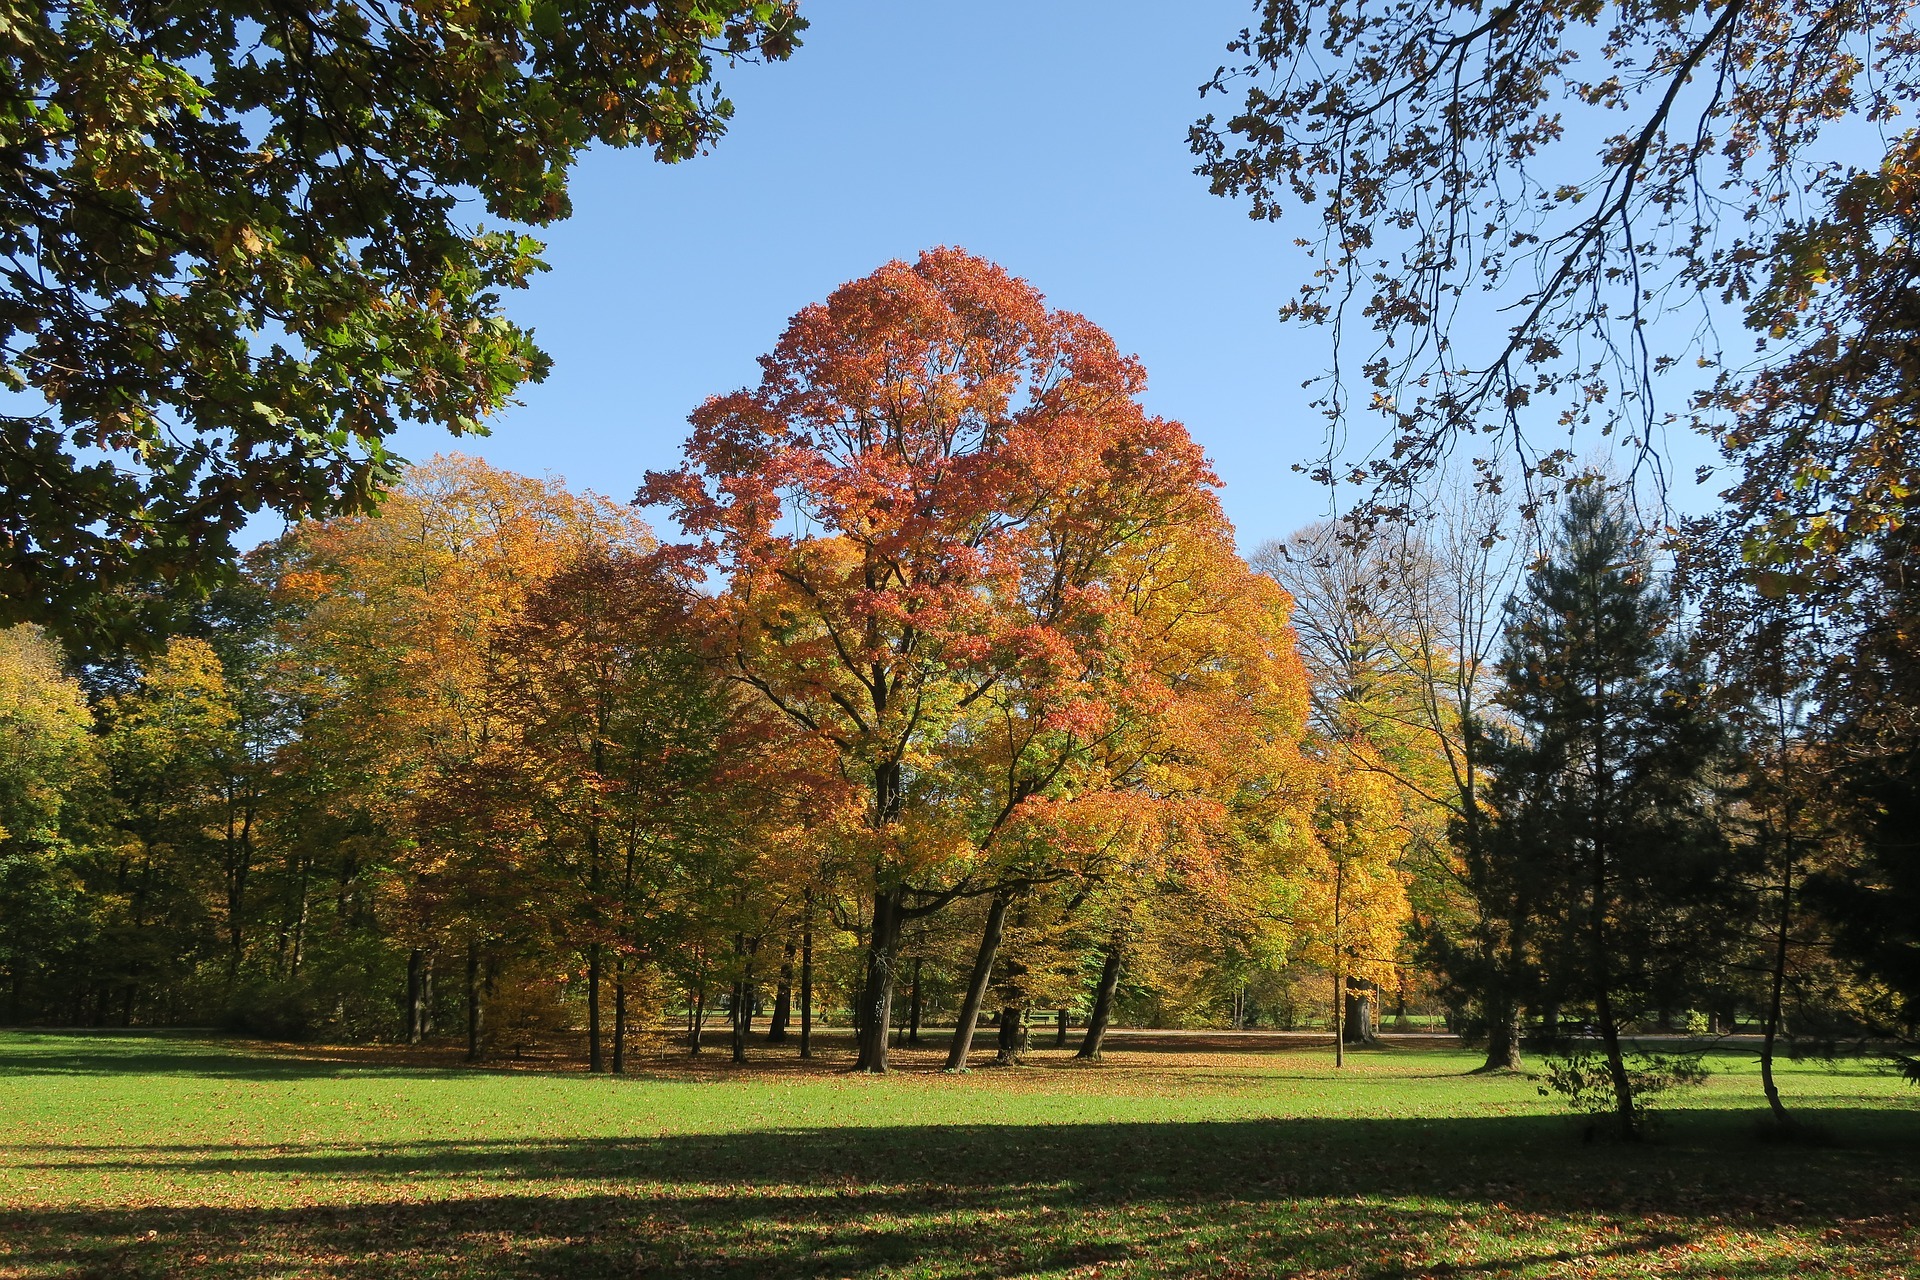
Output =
[{"x1": 1480, "y1": 487, "x2": 1735, "y2": 1136}]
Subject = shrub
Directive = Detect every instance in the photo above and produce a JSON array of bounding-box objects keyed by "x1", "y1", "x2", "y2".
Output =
[{"x1": 1537, "y1": 1048, "x2": 1710, "y2": 1136}]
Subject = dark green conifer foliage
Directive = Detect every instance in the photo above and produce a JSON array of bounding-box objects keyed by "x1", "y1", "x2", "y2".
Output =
[
  {"x1": 1481, "y1": 488, "x2": 1736, "y2": 1136},
  {"x1": 1814, "y1": 525, "x2": 1920, "y2": 1077}
]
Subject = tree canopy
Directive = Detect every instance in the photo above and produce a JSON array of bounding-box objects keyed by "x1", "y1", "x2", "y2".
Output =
[{"x1": 0, "y1": 0, "x2": 802, "y2": 654}]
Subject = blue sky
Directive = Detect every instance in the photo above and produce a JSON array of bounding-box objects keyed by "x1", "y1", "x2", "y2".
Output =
[{"x1": 387, "y1": 1, "x2": 1335, "y2": 555}]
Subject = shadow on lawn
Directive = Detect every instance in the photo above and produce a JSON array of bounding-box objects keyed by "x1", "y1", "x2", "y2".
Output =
[{"x1": 5, "y1": 1111, "x2": 1917, "y2": 1279}]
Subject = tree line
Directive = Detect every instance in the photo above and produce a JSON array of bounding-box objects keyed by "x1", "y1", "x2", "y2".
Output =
[{"x1": 5, "y1": 252, "x2": 1914, "y2": 1138}]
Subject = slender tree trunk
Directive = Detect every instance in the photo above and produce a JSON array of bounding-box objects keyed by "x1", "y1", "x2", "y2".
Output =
[
  {"x1": 690, "y1": 976, "x2": 707, "y2": 1055},
  {"x1": 854, "y1": 889, "x2": 905, "y2": 1073},
  {"x1": 466, "y1": 938, "x2": 482, "y2": 1063},
  {"x1": 613, "y1": 956, "x2": 627, "y2": 1075},
  {"x1": 907, "y1": 957, "x2": 923, "y2": 1046},
  {"x1": 730, "y1": 979, "x2": 746, "y2": 1062},
  {"x1": 945, "y1": 891, "x2": 1009, "y2": 1070},
  {"x1": 1076, "y1": 942, "x2": 1123, "y2": 1061},
  {"x1": 768, "y1": 941, "x2": 795, "y2": 1041},
  {"x1": 1333, "y1": 863, "x2": 1345, "y2": 1068},
  {"x1": 732, "y1": 937, "x2": 757, "y2": 1065},
  {"x1": 1054, "y1": 1008, "x2": 1068, "y2": 1047},
  {"x1": 406, "y1": 948, "x2": 426, "y2": 1044},
  {"x1": 1591, "y1": 854, "x2": 1636, "y2": 1137},
  {"x1": 1761, "y1": 837, "x2": 1797, "y2": 1124},
  {"x1": 587, "y1": 942, "x2": 604, "y2": 1073},
  {"x1": 799, "y1": 914, "x2": 814, "y2": 1059},
  {"x1": 1333, "y1": 969, "x2": 1345, "y2": 1069}
]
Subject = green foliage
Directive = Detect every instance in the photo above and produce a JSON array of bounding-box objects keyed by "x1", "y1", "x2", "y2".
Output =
[
  {"x1": 1537, "y1": 1049, "x2": 1712, "y2": 1136},
  {"x1": 0, "y1": 0, "x2": 802, "y2": 653}
]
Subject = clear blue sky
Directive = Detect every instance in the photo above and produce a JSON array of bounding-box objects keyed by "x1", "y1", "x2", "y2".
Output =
[{"x1": 388, "y1": 1, "x2": 1336, "y2": 555}]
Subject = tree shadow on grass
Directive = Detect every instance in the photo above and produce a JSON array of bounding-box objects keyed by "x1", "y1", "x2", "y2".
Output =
[{"x1": 5, "y1": 1111, "x2": 1917, "y2": 1279}]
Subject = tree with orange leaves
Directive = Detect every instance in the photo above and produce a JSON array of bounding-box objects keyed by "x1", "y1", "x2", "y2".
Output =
[
  {"x1": 643, "y1": 248, "x2": 1244, "y2": 1072},
  {"x1": 273, "y1": 456, "x2": 649, "y2": 1044}
]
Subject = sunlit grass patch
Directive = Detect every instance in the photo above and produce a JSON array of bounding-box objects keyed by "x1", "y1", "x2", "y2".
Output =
[{"x1": 0, "y1": 1031, "x2": 1913, "y2": 1278}]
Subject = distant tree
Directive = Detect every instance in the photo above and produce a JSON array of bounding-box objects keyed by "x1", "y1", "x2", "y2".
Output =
[
  {"x1": 1, "y1": 0, "x2": 802, "y2": 653},
  {"x1": 1481, "y1": 487, "x2": 1736, "y2": 1136},
  {"x1": 0, "y1": 626, "x2": 95, "y2": 1022},
  {"x1": 92, "y1": 638, "x2": 240, "y2": 1024},
  {"x1": 272, "y1": 455, "x2": 647, "y2": 1040},
  {"x1": 1811, "y1": 520, "x2": 1920, "y2": 1080}
]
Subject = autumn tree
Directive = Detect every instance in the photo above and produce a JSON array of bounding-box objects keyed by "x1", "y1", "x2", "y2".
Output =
[
  {"x1": 273, "y1": 455, "x2": 647, "y2": 1040},
  {"x1": 1, "y1": 0, "x2": 803, "y2": 653},
  {"x1": 0, "y1": 626, "x2": 95, "y2": 1021},
  {"x1": 90, "y1": 638, "x2": 240, "y2": 1024},
  {"x1": 472, "y1": 545, "x2": 814, "y2": 1070},
  {"x1": 643, "y1": 248, "x2": 1237, "y2": 1072}
]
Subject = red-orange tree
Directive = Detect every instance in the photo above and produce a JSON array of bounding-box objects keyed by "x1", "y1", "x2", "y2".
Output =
[{"x1": 642, "y1": 248, "x2": 1229, "y2": 1071}]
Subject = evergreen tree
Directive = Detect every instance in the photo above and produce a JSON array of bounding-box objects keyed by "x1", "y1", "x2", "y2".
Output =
[
  {"x1": 1478, "y1": 488, "x2": 1736, "y2": 1136},
  {"x1": 1812, "y1": 520, "x2": 1920, "y2": 1078}
]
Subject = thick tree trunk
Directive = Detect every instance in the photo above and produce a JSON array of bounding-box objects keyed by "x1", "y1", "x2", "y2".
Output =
[
  {"x1": 1480, "y1": 996, "x2": 1523, "y2": 1072},
  {"x1": 854, "y1": 890, "x2": 905, "y2": 1073},
  {"x1": 768, "y1": 941, "x2": 795, "y2": 1042},
  {"x1": 799, "y1": 917, "x2": 814, "y2": 1059},
  {"x1": 587, "y1": 942, "x2": 604, "y2": 1073},
  {"x1": 465, "y1": 939, "x2": 482, "y2": 1063},
  {"x1": 1343, "y1": 977, "x2": 1381, "y2": 1045},
  {"x1": 1075, "y1": 942, "x2": 1123, "y2": 1061},
  {"x1": 405, "y1": 948, "x2": 426, "y2": 1044},
  {"x1": 945, "y1": 891, "x2": 1010, "y2": 1070},
  {"x1": 995, "y1": 1006, "x2": 1029, "y2": 1064}
]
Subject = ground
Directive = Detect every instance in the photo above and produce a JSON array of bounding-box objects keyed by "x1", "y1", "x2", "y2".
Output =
[{"x1": 0, "y1": 1030, "x2": 1913, "y2": 1278}]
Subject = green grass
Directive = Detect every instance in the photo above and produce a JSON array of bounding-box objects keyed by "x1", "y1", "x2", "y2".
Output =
[{"x1": 0, "y1": 1031, "x2": 1914, "y2": 1278}]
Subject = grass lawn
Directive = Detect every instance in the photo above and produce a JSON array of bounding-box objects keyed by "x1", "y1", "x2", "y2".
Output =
[{"x1": 0, "y1": 1030, "x2": 1914, "y2": 1278}]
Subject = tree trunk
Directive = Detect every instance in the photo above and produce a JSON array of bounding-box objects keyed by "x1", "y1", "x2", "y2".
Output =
[
  {"x1": 995, "y1": 1005, "x2": 1029, "y2": 1064},
  {"x1": 1332, "y1": 966, "x2": 1345, "y2": 1068},
  {"x1": 1591, "y1": 845, "x2": 1637, "y2": 1136},
  {"x1": 945, "y1": 891, "x2": 1010, "y2": 1070},
  {"x1": 907, "y1": 957, "x2": 923, "y2": 1046},
  {"x1": 799, "y1": 916, "x2": 814, "y2": 1059},
  {"x1": 1054, "y1": 1008, "x2": 1068, "y2": 1047},
  {"x1": 1343, "y1": 977, "x2": 1381, "y2": 1045},
  {"x1": 465, "y1": 938, "x2": 482, "y2": 1063},
  {"x1": 587, "y1": 941, "x2": 603, "y2": 1073},
  {"x1": 1076, "y1": 942, "x2": 1123, "y2": 1061},
  {"x1": 854, "y1": 889, "x2": 905, "y2": 1073},
  {"x1": 612, "y1": 956, "x2": 627, "y2": 1075},
  {"x1": 1761, "y1": 833, "x2": 1797, "y2": 1124},
  {"x1": 768, "y1": 941, "x2": 795, "y2": 1042},
  {"x1": 690, "y1": 977, "x2": 707, "y2": 1055},
  {"x1": 1480, "y1": 995, "x2": 1523, "y2": 1072},
  {"x1": 405, "y1": 947, "x2": 426, "y2": 1044},
  {"x1": 731, "y1": 938, "x2": 757, "y2": 1065}
]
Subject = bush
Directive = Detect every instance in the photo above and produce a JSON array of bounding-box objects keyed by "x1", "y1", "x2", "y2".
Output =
[{"x1": 1537, "y1": 1048, "x2": 1710, "y2": 1136}]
